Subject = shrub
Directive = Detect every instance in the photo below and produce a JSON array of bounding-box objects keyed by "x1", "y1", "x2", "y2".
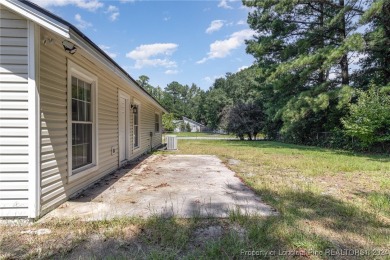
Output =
[{"x1": 342, "y1": 85, "x2": 390, "y2": 147}]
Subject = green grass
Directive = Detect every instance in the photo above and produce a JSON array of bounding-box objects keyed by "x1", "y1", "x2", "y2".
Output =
[{"x1": 1, "y1": 140, "x2": 389, "y2": 259}]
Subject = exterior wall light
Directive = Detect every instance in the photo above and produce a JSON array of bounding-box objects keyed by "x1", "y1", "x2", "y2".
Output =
[
  {"x1": 131, "y1": 104, "x2": 138, "y2": 114},
  {"x1": 62, "y1": 40, "x2": 77, "y2": 54}
]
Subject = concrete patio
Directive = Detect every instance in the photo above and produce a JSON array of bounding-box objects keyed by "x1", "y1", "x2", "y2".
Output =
[{"x1": 41, "y1": 155, "x2": 277, "y2": 221}]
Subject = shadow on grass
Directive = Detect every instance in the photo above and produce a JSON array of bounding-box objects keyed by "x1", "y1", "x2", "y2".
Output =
[
  {"x1": 3, "y1": 187, "x2": 388, "y2": 259},
  {"x1": 249, "y1": 188, "x2": 389, "y2": 250}
]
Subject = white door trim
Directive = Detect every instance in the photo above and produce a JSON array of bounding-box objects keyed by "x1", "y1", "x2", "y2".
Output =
[{"x1": 118, "y1": 90, "x2": 130, "y2": 165}]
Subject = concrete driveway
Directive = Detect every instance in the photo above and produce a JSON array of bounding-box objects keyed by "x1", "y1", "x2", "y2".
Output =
[{"x1": 42, "y1": 155, "x2": 276, "y2": 220}]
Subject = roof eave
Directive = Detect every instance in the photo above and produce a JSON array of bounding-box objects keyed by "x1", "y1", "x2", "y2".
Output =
[
  {"x1": 69, "y1": 28, "x2": 168, "y2": 113},
  {"x1": 1, "y1": 0, "x2": 168, "y2": 113},
  {"x1": 1, "y1": 0, "x2": 70, "y2": 38}
]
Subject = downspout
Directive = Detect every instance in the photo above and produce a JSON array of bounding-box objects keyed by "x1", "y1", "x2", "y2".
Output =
[{"x1": 27, "y1": 21, "x2": 40, "y2": 219}]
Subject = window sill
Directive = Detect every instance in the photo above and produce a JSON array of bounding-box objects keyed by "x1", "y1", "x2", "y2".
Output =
[{"x1": 68, "y1": 164, "x2": 98, "y2": 183}]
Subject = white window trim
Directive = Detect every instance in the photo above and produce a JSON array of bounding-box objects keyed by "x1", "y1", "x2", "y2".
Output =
[
  {"x1": 155, "y1": 111, "x2": 161, "y2": 134},
  {"x1": 67, "y1": 60, "x2": 98, "y2": 183},
  {"x1": 133, "y1": 99, "x2": 141, "y2": 150}
]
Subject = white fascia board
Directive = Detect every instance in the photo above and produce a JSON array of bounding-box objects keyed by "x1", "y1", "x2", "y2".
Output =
[
  {"x1": 0, "y1": 0, "x2": 70, "y2": 39},
  {"x1": 69, "y1": 30, "x2": 168, "y2": 113}
]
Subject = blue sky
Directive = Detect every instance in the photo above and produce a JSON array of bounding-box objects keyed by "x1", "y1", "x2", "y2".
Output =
[{"x1": 31, "y1": 0, "x2": 256, "y2": 90}]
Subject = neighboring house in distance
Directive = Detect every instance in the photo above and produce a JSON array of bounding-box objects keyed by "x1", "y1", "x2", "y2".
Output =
[
  {"x1": 174, "y1": 117, "x2": 205, "y2": 132},
  {"x1": 0, "y1": 0, "x2": 167, "y2": 219}
]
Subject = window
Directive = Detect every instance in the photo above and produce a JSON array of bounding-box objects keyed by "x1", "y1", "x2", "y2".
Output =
[
  {"x1": 71, "y1": 76, "x2": 92, "y2": 170},
  {"x1": 133, "y1": 103, "x2": 139, "y2": 148},
  {"x1": 155, "y1": 113, "x2": 160, "y2": 133},
  {"x1": 67, "y1": 61, "x2": 98, "y2": 180}
]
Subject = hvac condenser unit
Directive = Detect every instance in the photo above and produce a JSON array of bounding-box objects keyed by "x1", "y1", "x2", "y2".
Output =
[{"x1": 165, "y1": 135, "x2": 177, "y2": 150}]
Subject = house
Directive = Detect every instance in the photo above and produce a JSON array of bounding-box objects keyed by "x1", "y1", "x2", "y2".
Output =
[
  {"x1": 174, "y1": 116, "x2": 205, "y2": 132},
  {"x1": 0, "y1": 0, "x2": 167, "y2": 219}
]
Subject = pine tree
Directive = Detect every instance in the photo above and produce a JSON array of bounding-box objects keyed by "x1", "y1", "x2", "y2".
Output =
[{"x1": 243, "y1": 0, "x2": 365, "y2": 142}]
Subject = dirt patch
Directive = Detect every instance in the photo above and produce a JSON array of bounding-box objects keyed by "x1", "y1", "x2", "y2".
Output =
[
  {"x1": 228, "y1": 159, "x2": 241, "y2": 165},
  {"x1": 193, "y1": 225, "x2": 223, "y2": 242}
]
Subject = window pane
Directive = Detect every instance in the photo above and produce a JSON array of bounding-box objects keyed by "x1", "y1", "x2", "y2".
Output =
[
  {"x1": 72, "y1": 77, "x2": 78, "y2": 99},
  {"x1": 77, "y1": 101, "x2": 84, "y2": 122},
  {"x1": 76, "y1": 123, "x2": 83, "y2": 144},
  {"x1": 72, "y1": 146, "x2": 77, "y2": 170},
  {"x1": 72, "y1": 124, "x2": 76, "y2": 145},
  {"x1": 84, "y1": 124, "x2": 91, "y2": 146},
  {"x1": 86, "y1": 143, "x2": 92, "y2": 163},
  {"x1": 85, "y1": 102, "x2": 91, "y2": 122},
  {"x1": 77, "y1": 144, "x2": 83, "y2": 169},
  {"x1": 72, "y1": 123, "x2": 92, "y2": 170},
  {"x1": 72, "y1": 144, "x2": 83, "y2": 170},
  {"x1": 82, "y1": 144, "x2": 87, "y2": 166},
  {"x1": 134, "y1": 125, "x2": 139, "y2": 147},
  {"x1": 72, "y1": 100, "x2": 78, "y2": 121},
  {"x1": 78, "y1": 80, "x2": 85, "y2": 100},
  {"x1": 85, "y1": 83, "x2": 91, "y2": 102},
  {"x1": 134, "y1": 109, "x2": 138, "y2": 125}
]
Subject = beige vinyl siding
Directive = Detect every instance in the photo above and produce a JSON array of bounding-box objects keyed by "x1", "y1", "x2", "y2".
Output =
[
  {"x1": 0, "y1": 6, "x2": 29, "y2": 217},
  {"x1": 39, "y1": 28, "x2": 163, "y2": 215}
]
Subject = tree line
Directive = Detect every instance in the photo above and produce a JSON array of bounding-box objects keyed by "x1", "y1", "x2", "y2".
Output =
[{"x1": 138, "y1": 0, "x2": 389, "y2": 152}]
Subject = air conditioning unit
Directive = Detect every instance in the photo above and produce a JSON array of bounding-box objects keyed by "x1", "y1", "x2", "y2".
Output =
[{"x1": 165, "y1": 135, "x2": 177, "y2": 150}]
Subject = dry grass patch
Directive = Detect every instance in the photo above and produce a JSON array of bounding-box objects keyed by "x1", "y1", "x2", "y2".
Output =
[
  {"x1": 165, "y1": 140, "x2": 390, "y2": 258},
  {"x1": 1, "y1": 140, "x2": 389, "y2": 259}
]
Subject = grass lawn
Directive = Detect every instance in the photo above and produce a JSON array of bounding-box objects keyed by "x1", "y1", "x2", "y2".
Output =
[{"x1": 1, "y1": 140, "x2": 389, "y2": 259}]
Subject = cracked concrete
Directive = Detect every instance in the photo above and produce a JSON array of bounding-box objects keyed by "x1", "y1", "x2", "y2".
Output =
[{"x1": 42, "y1": 155, "x2": 277, "y2": 221}]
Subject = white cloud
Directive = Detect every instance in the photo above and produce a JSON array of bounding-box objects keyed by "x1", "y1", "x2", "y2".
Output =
[
  {"x1": 218, "y1": 0, "x2": 233, "y2": 9},
  {"x1": 203, "y1": 76, "x2": 212, "y2": 83},
  {"x1": 119, "y1": 0, "x2": 135, "y2": 3},
  {"x1": 165, "y1": 69, "x2": 179, "y2": 75},
  {"x1": 126, "y1": 43, "x2": 178, "y2": 69},
  {"x1": 197, "y1": 57, "x2": 209, "y2": 64},
  {"x1": 110, "y1": 12, "x2": 120, "y2": 21},
  {"x1": 74, "y1": 14, "x2": 92, "y2": 29},
  {"x1": 197, "y1": 29, "x2": 254, "y2": 64},
  {"x1": 126, "y1": 43, "x2": 178, "y2": 60},
  {"x1": 107, "y1": 5, "x2": 118, "y2": 12},
  {"x1": 163, "y1": 16, "x2": 171, "y2": 21},
  {"x1": 204, "y1": 75, "x2": 223, "y2": 83},
  {"x1": 30, "y1": 0, "x2": 103, "y2": 11},
  {"x1": 237, "y1": 20, "x2": 246, "y2": 25},
  {"x1": 105, "y1": 5, "x2": 119, "y2": 21},
  {"x1": 206, "y1": 20, "x2": 224, "y2": 34},
  {"x1": 98, "y1": 45, "x2": 117, "y2": 58},
  {"x1": 237, "y1": 65, "x2": 249, "y2": 72},
  {"x1": 134, "y1": 59, "x2": 177, "y2": 69},
  {"x1": 239, "y1": 4, "x2": 253, "y2": 10}
]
